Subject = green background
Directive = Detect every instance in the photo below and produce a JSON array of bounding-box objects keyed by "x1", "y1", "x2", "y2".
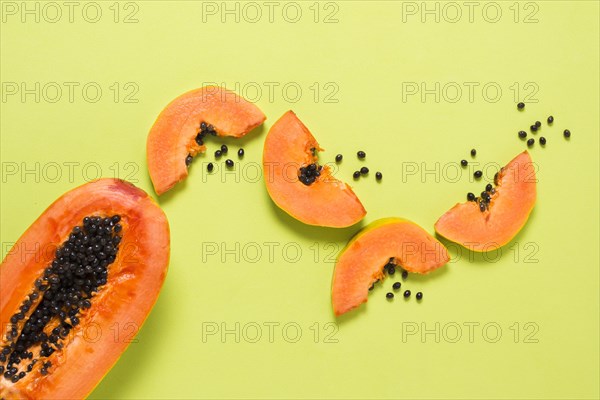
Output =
[{"x1": 1, "y1": 1, "x2": 598, "y2": 398}]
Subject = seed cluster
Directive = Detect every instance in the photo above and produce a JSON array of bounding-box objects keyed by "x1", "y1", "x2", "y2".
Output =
[
  {"x1": 186, "y1": 121, "x2": 244, "y2": 172},
  {"x1": 369, "y1": 258, "x2": 423, "y2": 302},
  {"x1": 298, "y1": 163, "x2": 323, "y2": 186},
  {"x1": 1, "y1": 215, "x2": 122, "y2": 383},
  {"x1": 467, "y1": 175, "x2": 498, "y2": 212},
  {"x1": 461, "y1": 150, "x2": 498, "y2": 213}
]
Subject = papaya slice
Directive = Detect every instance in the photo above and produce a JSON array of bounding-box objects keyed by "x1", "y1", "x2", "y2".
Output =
[
  {"x1": 263, "y1": 111, "x2": 366, "y2": 227},
  {"x1": 331, "y1": 218, "x2": 449, "y2": 316},
  {"x1": 435, "y1": 151, "x2": 537, "y2": 252},
  {"x1": 0, "y1": 179, "x2": 170, "y2": 399},
  {"x1": 147, "y1": 86, "x2": 266, "y2": 195}
]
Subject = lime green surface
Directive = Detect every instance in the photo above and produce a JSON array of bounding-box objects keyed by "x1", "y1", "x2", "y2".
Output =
[{"x1": 1, "y1": 1, "x2": 599, "y2": 399}]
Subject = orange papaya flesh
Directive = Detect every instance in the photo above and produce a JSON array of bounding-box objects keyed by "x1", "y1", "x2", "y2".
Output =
[
  {"x1": 147, "y1": 86, "x2": 266, "y2": 195},
  {"x1": 331, "y1": 218, "x2": 449, "y2": 316},
  {"x1": 263, "y1": 111, "x2": 366, "y2": 228},
  {"x1": 0, "y1": 179, "x2": 170, "y2": 399},
  {"x1": 435, "y1": 151, "x2": 537, "y2": 252}
]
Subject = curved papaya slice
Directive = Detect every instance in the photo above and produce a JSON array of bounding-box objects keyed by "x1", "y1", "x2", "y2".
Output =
[
  {"x1": 435, "y1": 151, "x2": 537, "y2": 252},
  {"x1": 263, "y1": 111, "x2": 366, "y2": 227},
  {"x1": 0, "y1": 179, "x2": 170, "y2": 399},
  {"x1": 331, "y1": 218, "x2": 449, "y2": 316},
  {"x1": 147, "y1": 86, "x2": 266, "y2": 195}
]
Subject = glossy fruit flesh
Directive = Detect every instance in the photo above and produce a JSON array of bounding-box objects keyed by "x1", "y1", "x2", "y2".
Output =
[
  {"x1": 331, "y1": 218, "x2": 449, "y2": 316},
  {"x1": 435, "y1": 151, "x2": 536, "y2": 251},
  {"x1": 0, "y1": 179, "x2": 170, "y2": 399}
]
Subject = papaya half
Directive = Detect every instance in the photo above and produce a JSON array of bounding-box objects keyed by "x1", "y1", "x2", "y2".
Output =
[
  {"x1": 331, "y1": 218, "x2": 449, "y2": 316},
  {"x1": 147, "y1": 86, "x2": 266, "y2": 195},
  {"x1": 0, "y1": 178, "x2": 170, "y2": 399},
  {"x1": 263, "y1": 111, "x2": 366, "y2": 227},
  {"x1": 435, "y1": 151, "x2": 537, "y2": 251}
]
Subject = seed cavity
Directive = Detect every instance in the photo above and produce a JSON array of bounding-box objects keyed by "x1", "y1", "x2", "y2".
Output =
[
  {"x1": 0, "y1": 215, "x2": 122, "y2": 382},
  {"x1": 187, "y1": 122, "x2": 218, "y2": 167},
  {"x1": 298, "y1": 163, "x2": 322, "y2": 186}
]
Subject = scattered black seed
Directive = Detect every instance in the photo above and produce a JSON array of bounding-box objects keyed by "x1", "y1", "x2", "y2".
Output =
[
  {"x1": 207, "y1": 162, "x2": 214, "y2": 172},
  {"x1": 215, "y1": 150, "x2": 222, "y2": 158},
  {"x1": 564, "y1": 129, "x2": 571, "y2": 138},
  {"x1": 517, "y1": 102, "x2": 525, "y2": 109},
  {"x1": 238, "y1": 148, "x2": 244, "y2": 158},
  {"x1": 375, "y1": 172, "x2": 382, "y2": 181},
  {"x1": 185, "y1": 155, "x2": 193, "y2": 167},
  {"x1": 467, "y1": 192, "x2": 475, "y2": 201},
  {"x1": 220, "y1": 144, "x2": 228, "y2": 154},
  {"x1": 388, "y1": 266, "x2": 396, "y2": 275},
  {"x1": 474, "y1": 170, "x2": 482, "y2": 179},
  {"x1": 535, "y1": 121, "x2": 541, "y2": 128},
  {"x1": 470, "y1": 149, "x2": 476, "y2": 157},
  {"x1": 360, "y1": 167, "x2": 369, "y2": 175},
  {"x1": 461, "y1": 159, "x2": 468, "y2": 167},
  {"x1": 357, "y1": 151, "x2": 366, "y2": 159},
  {"x1": 299, "y1": 163, "x2": 322, "y2": 186},
  {"x1": 386, "y1": 292, "x2": 394, "y2": 299},
  {"x1": 402, "y1": 270, "x2": 408, "y2": 280},
  {"x1": 403, "y1": 290, "x2": 411, "y2": 298},
  {"x1": 353, "y1": 171, "x2": 360, "y2": 179},
  {"x1": 539, "y1": 137, "x2": 546, "y2": 145},
  {"x1": 225, "y1": 159, "x2": 234, "y2": 168},
  {"x1": 527, "y1": 138, "x2": 535, "y2": 147},
  {"x1": 486, "y1": 183, "x2": 493, "y2": 192},
  {"x1": 518, "y1": 131, "x2": 527, "y2": 139},
  {"x1": 392, "y1": 282, "x2": 401, "y2": 290},
  {"x1": 335, "y1": 154, "x2": 343, "y2": 163},
  {"x1": 547, "y1": 116, "x2": 554, "y2": 124},
  {"x1": 416, "y1": 292, "x2": 423, "y2": 300},
  {"x1": 530, "y1": 124, "x2": 538, "y2": 132},
  {"x1": 368, "y1": 284, "x2": 374, "y2": 291}
]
